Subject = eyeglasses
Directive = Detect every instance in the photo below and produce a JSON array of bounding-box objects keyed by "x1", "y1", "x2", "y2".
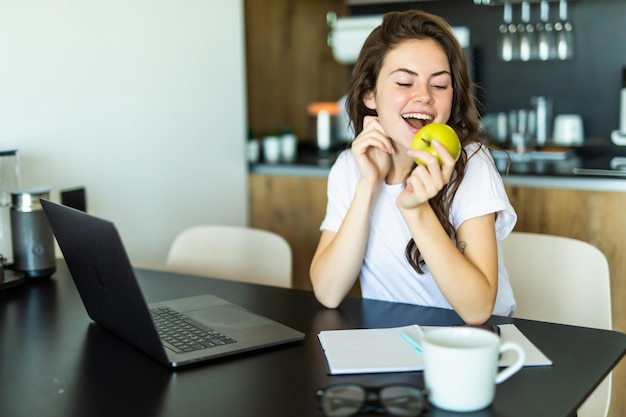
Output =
[{"x1": 316, "y1": 384, "x2": 428, "y2": 417}]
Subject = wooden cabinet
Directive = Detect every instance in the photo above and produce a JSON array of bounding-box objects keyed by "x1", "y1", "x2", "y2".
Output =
[
  {"x1": 248, "y1": 172, "x2": 362, "y2": 297},
  {"x1": 248, "y1": 173, "x2": 328, "y2": 292}
]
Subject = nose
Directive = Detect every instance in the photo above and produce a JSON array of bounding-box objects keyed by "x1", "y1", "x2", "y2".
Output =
[{"x1": 411, "y1": 83, "x2": 433, "y2": 104}]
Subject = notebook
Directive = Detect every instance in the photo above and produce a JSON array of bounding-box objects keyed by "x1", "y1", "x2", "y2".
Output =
[
  {"x1": 41, "y1": 199, "x2": 305, "y2": 368},
  {"x1": 318, "y1": 324, "x2": 552, "y2": 375}
]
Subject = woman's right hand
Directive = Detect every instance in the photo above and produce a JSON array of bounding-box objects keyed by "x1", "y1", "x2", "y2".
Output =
[
  {"x1": 311, "y1": 116, "x2": 393, "y2": 309},
  {"x1": 351, "y1": 116, "x2": 393, "y2": 185}
]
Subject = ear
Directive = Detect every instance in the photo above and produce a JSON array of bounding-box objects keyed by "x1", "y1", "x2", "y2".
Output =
[{"x1": 363, "y1": 90, "x2": 377, "y2": 110}]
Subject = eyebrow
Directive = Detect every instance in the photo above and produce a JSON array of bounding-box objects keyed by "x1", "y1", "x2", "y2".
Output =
[{"x1": 390, "y1": 68, "x2": 451, "y2": 78}]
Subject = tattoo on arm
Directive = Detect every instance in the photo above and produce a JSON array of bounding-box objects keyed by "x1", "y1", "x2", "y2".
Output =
[{"x1": 457, "y1": 241, "x2": 467, "y2": 254}]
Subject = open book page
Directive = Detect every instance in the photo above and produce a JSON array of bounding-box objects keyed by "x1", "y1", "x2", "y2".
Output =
[{"x1": 318, "y1": 323, "x2": 551, "y2": 375}]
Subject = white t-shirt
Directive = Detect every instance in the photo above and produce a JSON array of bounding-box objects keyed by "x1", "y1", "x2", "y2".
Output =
[{"x1": 320, "y1": 142, "x2": 517, "y2": 316}]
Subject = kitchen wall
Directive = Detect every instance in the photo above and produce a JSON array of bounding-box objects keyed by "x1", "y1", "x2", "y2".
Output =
[
  {"x1": 0, "y1": 0, "x2": 248, "y2": 269},
  {"x1": 352, "y1": 0, "x2": 626, "y2": 140}
]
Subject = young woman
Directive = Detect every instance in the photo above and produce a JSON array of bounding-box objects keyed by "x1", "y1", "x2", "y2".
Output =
[{"x1": 310, "y1": 10, "x2": 517, "y2": 325}]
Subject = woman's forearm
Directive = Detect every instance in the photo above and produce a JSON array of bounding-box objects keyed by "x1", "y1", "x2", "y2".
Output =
[
  {"x1": 402, "y1": 206, "x2": 498, "y2": 324},
  {"x1": 310, "y1": 180, "x2": 379, "y2": 308}
]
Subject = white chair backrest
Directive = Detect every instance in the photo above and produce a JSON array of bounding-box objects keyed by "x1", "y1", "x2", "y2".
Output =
[
  {"x1": 502, "y1": 231, "x2": 612, "y2": 417},
  {"x1": 165, "y1": 225, "x2": 292, "y2": 288}
]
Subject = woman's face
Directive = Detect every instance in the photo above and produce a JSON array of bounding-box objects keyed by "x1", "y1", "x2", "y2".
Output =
[{"x1": 363, "y1": 38, "x2": 453, "y2": 152}]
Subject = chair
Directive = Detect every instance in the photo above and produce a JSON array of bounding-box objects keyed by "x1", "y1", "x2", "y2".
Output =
[
  {"x1": 502, "y1": 231, "x2": 612, "y2": 417},
  {"x1": 165, "y1": 225, "x2": 292, "y2": 288}
]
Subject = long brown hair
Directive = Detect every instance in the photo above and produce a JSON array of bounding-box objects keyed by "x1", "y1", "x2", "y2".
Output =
[{"x1": 346, "y1": 10, "x2": 483, "y2": 273}]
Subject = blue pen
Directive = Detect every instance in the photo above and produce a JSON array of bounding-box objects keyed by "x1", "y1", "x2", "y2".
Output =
[{"x1": 400, "y1": 331, "x2": 423, "y2": 355}]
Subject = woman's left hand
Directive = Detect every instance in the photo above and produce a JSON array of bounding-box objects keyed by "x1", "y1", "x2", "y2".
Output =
[{"x1": 397, "y1": 140, "x2": 456, "y2": 210}]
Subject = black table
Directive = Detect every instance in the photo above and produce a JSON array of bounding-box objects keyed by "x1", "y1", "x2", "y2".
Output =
[{"x1": 1, "y1": 262, "x2": 625, "y2": 417}]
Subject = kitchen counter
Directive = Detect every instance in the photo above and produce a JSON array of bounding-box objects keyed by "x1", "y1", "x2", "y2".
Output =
[{"x1": 250, "y1": 141, "x2": 626, "y2": 192}]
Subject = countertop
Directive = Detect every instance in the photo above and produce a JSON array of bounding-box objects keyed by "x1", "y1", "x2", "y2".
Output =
[{"x1": 249, "y1": 140, "x2": 626, "y2": 192}]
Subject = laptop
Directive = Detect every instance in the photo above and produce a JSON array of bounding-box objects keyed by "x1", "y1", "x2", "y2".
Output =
[{"x1": 41, "y1": 199, "x2": 305, "y2": 368}]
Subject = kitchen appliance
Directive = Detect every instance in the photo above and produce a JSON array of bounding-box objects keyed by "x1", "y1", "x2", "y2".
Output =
[
  {"x1": 552, "y1": 114, "x2": 584, "y2": 146},
  {"x1": 10, "y1": 187, "x2": 56, "y2": 278},
  {"x1": 327, "y1": 13, "x2": 471, "y2": 67},
  {"x1": 326, "y1": 13, "x2": 383, "y2": 65}
]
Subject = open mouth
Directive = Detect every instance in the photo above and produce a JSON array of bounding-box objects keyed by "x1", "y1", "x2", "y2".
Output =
[{"x1": 402, "y1": 113, "x2": 433, "y2": 130}]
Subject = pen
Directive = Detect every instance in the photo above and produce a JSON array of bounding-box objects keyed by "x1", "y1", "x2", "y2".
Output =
[{"x1": 400, "y1": 331, "x2": 423, "y2": 355}]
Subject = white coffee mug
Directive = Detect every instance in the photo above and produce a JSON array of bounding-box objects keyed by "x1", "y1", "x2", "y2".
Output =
[{"x1": 422, "y1": 327, "x2": 525, "y2": 412}]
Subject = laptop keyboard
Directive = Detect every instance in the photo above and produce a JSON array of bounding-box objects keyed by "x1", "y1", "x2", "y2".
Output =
[{"x1": 150, "y1": 306, "x2": 237, "y2": 354}]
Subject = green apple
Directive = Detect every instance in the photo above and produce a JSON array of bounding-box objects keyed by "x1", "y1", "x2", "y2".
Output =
[{"x1": 411, "y1": 123, "x2": 461, "y2": 166}]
